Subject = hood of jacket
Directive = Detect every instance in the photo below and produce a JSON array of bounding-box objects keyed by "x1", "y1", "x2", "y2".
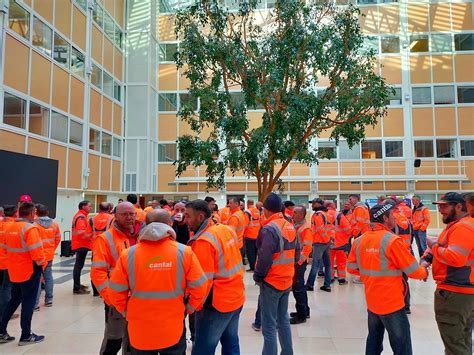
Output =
[
  {"x1": 413, "y1": 201, "x2": 425, "y2": 212},
  {"x1": 139, "y1": 222, "x2": 176, "y2": 242},
  {"x1": 36, "y1": 216, "x2": 54, "y2": 229}
]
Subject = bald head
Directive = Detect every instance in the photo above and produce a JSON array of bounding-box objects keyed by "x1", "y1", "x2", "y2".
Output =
[
  {"x1": 115, "y1": 202, "x2": 136, "y2": 230},
  {"x1": 99, "y1": 202, "x2": 110, "y2": 212},
  {"x1": 146, "y1": 209, "x2": 172, "y2": 225},
  {"x1": 116, "y1": 201, "x2": 134, "y2": 213}
]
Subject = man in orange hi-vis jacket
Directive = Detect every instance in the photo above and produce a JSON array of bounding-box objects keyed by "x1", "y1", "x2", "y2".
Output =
[
  {"x1": 226, "y1": 197, "x2": 247, "y2": 255},
  {"x1": 244, "y1": 199, "x2": 261, "y2": 271},
  {"x1": 0, "y1": 202, "x2": 46, "y2": 346},
  {"x1": 72, "y1": 200, "x2": 93, "y2": 295},
  {"x1": 109, "y1": 209, "x2": 207, "y2": 354},
  {"x1": 411, "y1": 195, "x2": 430, "y2": 258},
  {"x1": 421, "y1": 192, "x2": 474, "y2": 355},
  {"x1": 185, "y1": 199, "x2": 244, "y2": 355},
  {"x1": 34, "y1": 204, "x2": 60, "y2": 310},
  {"x1": 347, "y1": 202, "x2": 428, "y2": 355}
]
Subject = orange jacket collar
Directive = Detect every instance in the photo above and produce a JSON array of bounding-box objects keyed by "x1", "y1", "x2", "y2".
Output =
[
  {"x1": 191, "y1": 217, "x2": 216, "y2": 240},
  {"x1": 230, "y1": 207, "x2": 241, "y2": 214},
  {"x1": 369, "y1": 223, "x2": 393, "y2": 233},
  {"x1": 262, "y1": 212, "x2": 284, "y2": 226}
]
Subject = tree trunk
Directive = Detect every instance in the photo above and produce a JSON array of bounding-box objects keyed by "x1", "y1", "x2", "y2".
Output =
[{"x1": 257, "y1": 178, "x2": 277, "y2": 202}]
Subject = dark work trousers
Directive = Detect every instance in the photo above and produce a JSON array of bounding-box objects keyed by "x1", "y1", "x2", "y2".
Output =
[
  {"x1": 0, "y1": 263, "x2": 41, "y2": 339},
  {"x1": 91, "y1": 252, "x2": 99, "y2": 295},
  {"x1": 403, "y1": 273, "x2": 411, "y2": 311},
  {"x1": 130, "y1": 328, "x2": 186, "y2": 355},
  {"x1": 73, "y1": 247, "x2": 89, "y2": 291},
  {"x1": 0, "y1": 269, "x2": 12, "y2": 319},
  {"x1": 292, "y1": 261, "x2": 309, "y2": 319},
  {"x1": 188, "y1": 312, "x2": 195, "y2": 342},
  {"x1": 240, "y1": 246, "x2": 247, "y2": 265},
  {"x1": 244, "y1": 238, "x2": 257, "y2": 270},
  {"x1": 100, "y1": 304, "x2": 129, "y2": 355}
]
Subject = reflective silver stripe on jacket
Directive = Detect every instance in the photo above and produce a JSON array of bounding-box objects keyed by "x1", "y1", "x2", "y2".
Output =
[
  {"x1": 266, "y1": 222, "x2": 294, "y2": 266},
  {"x1": 355, "y1": 232, "x2": 402, "y2": 277},
  {"x1": 200, "y1": 231, "x2": 243, "y2": 279},
  {"x1": 96, "y1": 280, "x2": 109, "y2": 292},
  {"x1": 128, "y1": 243, "x2": 186, "y2": 299},
  {"x1": 104, "y1": 231, "x2": 119, "y2": 263}
]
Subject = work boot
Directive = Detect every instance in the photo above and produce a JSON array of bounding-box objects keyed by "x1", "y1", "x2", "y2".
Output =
[
  {"x1": 0, "y1": 333, "x2": 15, "y2": 344},
  {"x1": 290, "y1": 312, "x2": 310, "y2": 319},
  {"x1": 251, "y1": 322, "x2": 261, "y2": 332},
  {"x1": 80, "y1": 284, "x2": 90, "y2": 290},
  {"x1": 73, "y1": 288, "x2": 91, "y2": 295},
  {"x1": 320, "y1": 286, "x2": 331, "y2": 292},
  {"x1": 338, "y1": 279, "x2": 348, "y2": 285},
  {"x1": 290, "y1": 316, "x2": 307, "y2": 325},
  {"x1": 306, "y1": 285, "x2": 314, "y2": 291}
]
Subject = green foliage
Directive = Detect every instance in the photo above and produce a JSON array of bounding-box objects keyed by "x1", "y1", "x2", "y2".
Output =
[{"x1": 174, "y1": 0, "x2": 392, "y2": 199}]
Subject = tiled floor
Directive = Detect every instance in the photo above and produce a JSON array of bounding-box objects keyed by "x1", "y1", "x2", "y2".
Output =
[{"x1": 1, "y1": 256, "x2": 448, "y2": 354}]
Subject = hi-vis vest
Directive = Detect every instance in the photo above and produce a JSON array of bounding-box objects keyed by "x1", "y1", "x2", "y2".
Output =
[
  {"x1": 90, "y1": 212, "x2": 113, "y2": 240},
  {"x1": 227, "y1": 209, "x2": 247, "y2": 248},
  {"x1": 311, "y1": 211, "x2": 331, "y2": 244},
  {"x1": 244, "y1": 207, "x2": 261, "y2": 240},
  {"x1": 72, "y1": 210, "x2": 92, "y2": 250},
  {"x1": 35, "y1": 220, "x2": 61, "y2": 262},
  {"x1": 262, "y1": 216, "x2": 297, "y2": 290}
]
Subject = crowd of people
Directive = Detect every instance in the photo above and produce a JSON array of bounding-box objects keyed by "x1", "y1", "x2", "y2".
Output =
[{"x1": 0, "y1": 191, "x2": 473, "y2": 355}]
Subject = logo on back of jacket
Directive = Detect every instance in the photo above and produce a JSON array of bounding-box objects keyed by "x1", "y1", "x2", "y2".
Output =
[{"x1": 146, "y1": 255, "x2": 173, "y2": 270}]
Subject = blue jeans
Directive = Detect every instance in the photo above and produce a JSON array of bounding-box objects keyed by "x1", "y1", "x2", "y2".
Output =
[
  {"x1": 413, "y1": 230, "x2": 427, "y2": 258},
  {"x1": 260, "y1": 283, "x2": 293, "y2": 355},
  {"x1": 0, "y1": 264, "x2": 42, "y2": 339},
  {"x1": 366, "y1": 308, "x2": 412, "y2": 355},
  {"x1": 192, "y1": 306, "x2": 242, "y2": 355},
  {"x1": 36, "y1": 261, "x2": 54, "y2": 307},
  {"x1": 0, "y1": 270, "x2": 12, "y2": 319},
  {"x1": 306, "y1": 243, "x2": 331, "y2": 288}
]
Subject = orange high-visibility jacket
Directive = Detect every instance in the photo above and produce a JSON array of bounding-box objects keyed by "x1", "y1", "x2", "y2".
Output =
[
  {"x1": 333, "y1": 212, "x2": 352, "y2": 249},
  {"x1": 0, "y1": 217, "x2": 16, "y2": 270},
  {"x1": 227, "y1": 208, "x2": 247, "y2": 249},
  {"x1": 260, "y1": 214, "x2": 297, "y2": 290},
  {"x1": 347, "y1": 224, "x2": 427, "y2": 315},
  {"x1": 431, "y1": 216, "x2": 474, "y2": 294},
  {"x1": 91, "y1": 224, "x2": 131, "y2": 305},
  {"x1": 219, "y1": 207, "x2": 231, "y2": 225},
  {"x1": 109, "y1": 235, "x2": 207, "y2": 351},
  {"x1": 351, "y1": 202, "x2": 370, "y2": 237},
  {"x1": 393, "y1": 211, "x2": 411, "y2": 250},
  {"x1": 295, "y1": 221, "x2": 312, "y2": 264},
  {"x1": 412, "y1": 205, "x2": 430, "y2": 231},
  {"x1": 188, "y1": 218, "x2": 245, "y2": 313},
  {"x1": 244, "y1": 207, "x2": 261, "y2": 240},
  {"x1": 311, "y1": 211, "x2": 331, "y2": 244},
  {"x1": 135, "y1": 206, "x2": 146, "y2": 223},
  {"x1": 90, "y1": 212, "x2": 113, "y2": 240},
  {"x1": 212, "y1": 211, "x2": 221, "y2": 224},
  {"x1": 5, "y1": 219, "x2": 46, "y2": 282},
  {"x1": 398, "y1": 203, "x2": 412, "y2": 220},
  {"x1": 71, "y1": 210, "x2": 92, "y2": 250},
  {"x1": 143, "y1": 206, "x2": 153, "y2": 215},
  {"x1": 35, "y1": 219, "x2": 61, "y2": 262}
]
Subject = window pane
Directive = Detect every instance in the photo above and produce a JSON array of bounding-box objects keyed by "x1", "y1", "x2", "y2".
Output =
[
  {"x1": 436, "y1": 139, "x2": 456, "y2": 158},
  {"x1": 89, "y1": 129, "x2": 101, "y2": 151},
  {"x1": 103, "y1": 72, "x2": 114, "y2": 97},
  {"x1": 71, "y1": 47, "x2": 85, "y2": 77},
  {"x1": 412, "y1": 87, "x2": 431, "y2": 105},
  {"x1": 69, "y1": 120, "x2": 83, "y2": 146},
  {"x1": 179, "y1": 93, "x2": 198, "y2": 111},
  {"x1": 8, "y1": 1, "x2": 30, "y2": 40},
  {"x1": 113, "y1": 137, "x2": 122, "y2": 157},
  {"x1": 91, "y1": 63, "x2": 102, "y2": 89},
  {"x1": 53, "y1": 33, "x2": 70, "y2": 68},
  {"x1": 158, "y1": 93, "x2": 177, "y2": 111},
  {"x1": 3, "y1": 93, "x2": 26, "y2": 129},
  {"x1": 28, "y1": 102, "x2": 49, "y2": 137},
  {"x1": 385, "y1": 141, "x2": 403, "y2": 158},
  {"x1": 158, "y1": 143, "x2": 177, "y2": 162},
  {"x1": 458, "y1": 86, "x2": 474, "y2": 104},
  {"x1": 159, "y1": 43, "x2": 178, "y2": 62},
  {"x1": 381, "y1": 36, "x2": 400, "y2": 53},
  {"x1": 339, "y1": 141, "x2": 361, "y2": 160},
  {"x1": 362, "y1": 36, "x2": 379, "y2": 55},
  {"x1": 104, "y1": 12, "x2": 115, "y2": 39},
  {"x1": 50, "y1": 112, "x2": 68, "y2": 143},
  {"x1": 362, "y1": 141, "x2": 382, "y2": 159},
  {"x1": 461, "y1": 140, "x2": 474, "y2": 157},
  {"x1": 410, "y1": 35, "x2": 429, "y2": 52},
  {"x1": 114, "y1": 82, "x2": 121, "y2": 101},
  {"x1": 159, "y1": 0, "x2": 179, "y2": 12},
  {"x1": 454, "y1": 33, "x2": 474, "y2": 51},
  {"x1": 102, "y1": 132, "x2": 112, "y2": 155},
  {"x1": 431, "y1": 34, "x2": 452, "y2": 52},
  {"x1": 433, "y1": 86, "x2": 455, "y2": 105},
  {"x1": 114, "y1": 27, "x2": 123, "y2": 48},
  {"x1": 75, "y1": 0, "x2": 87, "y2": 11},
  {"x1": 93, "y1": 3, "x2": 103, "y2": 27},
  {"x1": 414, "y1": 140, "x2": 433, "y2": 158},
  {"x1": 318, "y1": 141, "x2": 337, "y2": 159},
  {"x1": 386, "y1": 87, "x2": 402, "y2": 105},
  {"x1": 32, "y1": 17, "x2": 52, "y2": 56},
  {"x1": 418, "y1": 194, "x2": 437, "y2": 211}
]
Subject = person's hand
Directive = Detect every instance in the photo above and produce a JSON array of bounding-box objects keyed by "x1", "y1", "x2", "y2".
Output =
[
  {"x1": 426, "y1": 236, "x2": 438, "y2": 248},
  {"x1": 420, "y1": 260, "x2": 431, "y2": 268},
  {"x1": 421, "y1": 265, "x2": 429, "y2": 282}
]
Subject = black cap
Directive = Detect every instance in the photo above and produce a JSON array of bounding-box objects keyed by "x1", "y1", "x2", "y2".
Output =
[
  {"x1": 309, "y1": 198, "x2": 324, "y2": 204},
  {"x1": 370, "y1": 203, "x2": 395, "y2": 223},
  {"x1": 284, "y1": 201, "x2": 295, "y2": 208},
  {"x1": 263, "y1": 193, "x2": 283, "y2": 213},
  {"x1": 433, "y1": 192, "x2": 464, "y2": 205}
]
